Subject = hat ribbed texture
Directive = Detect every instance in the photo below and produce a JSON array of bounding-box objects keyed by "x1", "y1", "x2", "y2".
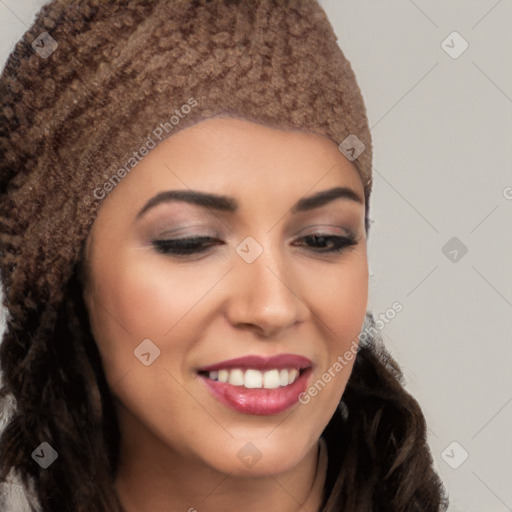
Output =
[{"x1": 0, "y1": 0, "x2": 372, "y2": 361}]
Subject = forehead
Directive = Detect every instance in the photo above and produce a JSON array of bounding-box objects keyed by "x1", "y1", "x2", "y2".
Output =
[
  {"x1": 131, "y1": 117, "x2": 362, "y2": 189},
  {"x1": 94, "y1": 116, "x2": 365, "y2": 225}
]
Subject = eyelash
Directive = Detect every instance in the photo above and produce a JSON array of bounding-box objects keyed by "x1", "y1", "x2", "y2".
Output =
[{"x1": 152, "y1": 234, "x2": 358, "y2": 256}]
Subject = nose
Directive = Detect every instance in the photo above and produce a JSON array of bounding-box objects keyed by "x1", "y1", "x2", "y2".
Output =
[{"x1": 224, "y1": 243, "x2": 306, "y2": 338}]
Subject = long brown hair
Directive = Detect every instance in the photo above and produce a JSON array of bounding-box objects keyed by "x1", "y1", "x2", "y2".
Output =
[{"x1": 322, "y1": 316, "x2": 449, "y2": 511}]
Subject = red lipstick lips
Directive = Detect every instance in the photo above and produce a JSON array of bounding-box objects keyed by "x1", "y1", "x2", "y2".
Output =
[{"x1": 197, "y1": 354, "x2": 312, "y2": 416}]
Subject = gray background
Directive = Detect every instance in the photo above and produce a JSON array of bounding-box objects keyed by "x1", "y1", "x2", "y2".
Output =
[{"x1": 1, "y1": 1, "x2": 511, "y2": 511}]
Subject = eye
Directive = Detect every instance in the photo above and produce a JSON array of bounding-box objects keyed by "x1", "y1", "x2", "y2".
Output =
[
  {"x1": 152, "y1": 236, "x2": 223, "y2": 256},
  {"x1": 152, "y1": 233, "x2": 358, "y2": 257},
  {"x1": 291, "y1": 233, "x2": 358, "y2": 253}
]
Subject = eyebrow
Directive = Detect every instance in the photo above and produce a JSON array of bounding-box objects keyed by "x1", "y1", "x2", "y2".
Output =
[{"x1": 136, "y1": 186, "x2": 363, "y2": 219}]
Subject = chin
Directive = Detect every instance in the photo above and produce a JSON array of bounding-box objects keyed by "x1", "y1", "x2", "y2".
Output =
[{"x1": 198, "y1": 436, "x2": 314, "y2": 477}]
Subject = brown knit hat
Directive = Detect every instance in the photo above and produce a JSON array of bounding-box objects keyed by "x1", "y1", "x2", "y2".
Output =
[{"x1": 0, "y1": 0, "x2": 372, "y2": 362}]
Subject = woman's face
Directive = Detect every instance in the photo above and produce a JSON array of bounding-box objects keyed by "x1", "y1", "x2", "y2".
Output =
[{"x1": 82, "y1": 117, "x2": 368, "y2": 477}]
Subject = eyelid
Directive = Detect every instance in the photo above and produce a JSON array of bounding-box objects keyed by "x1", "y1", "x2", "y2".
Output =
[
  {"x1": 150, "y1": 223, "x2": 357, "y2": 242},
  {"x1": 294, "y1": 223, "x2": 356, "y2": 238},
  {"x1": 152, "y1": 225, "x2": 219, "y2": 239}
]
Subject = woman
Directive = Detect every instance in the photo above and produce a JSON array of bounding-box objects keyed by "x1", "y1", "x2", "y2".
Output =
[{"x1": 0, "y1": 0, "x2": 448, "y2": 511}]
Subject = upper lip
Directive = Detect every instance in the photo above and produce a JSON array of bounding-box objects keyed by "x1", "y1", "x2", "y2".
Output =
[{"x1": 197, "y1": 354, "x2": 313, "y2": 373}]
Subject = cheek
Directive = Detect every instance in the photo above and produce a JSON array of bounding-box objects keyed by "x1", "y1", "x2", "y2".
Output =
[
  {"x1": 301, "y1": 254, "x2": 367, "y2": 400},
  {"x1": 89, "y1": 253, "x2": 210, "y2": 335},
  {"x1": 306, "y1": 253, "x2": 368, "y2": 344},
  {"x1": 84, "y1": 253, "x2": 225, "y2": 375}
]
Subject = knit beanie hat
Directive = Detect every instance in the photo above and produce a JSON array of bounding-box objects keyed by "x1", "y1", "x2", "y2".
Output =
[{"x1": 0, "y1": 0, "x2": 372, "y2": 385}]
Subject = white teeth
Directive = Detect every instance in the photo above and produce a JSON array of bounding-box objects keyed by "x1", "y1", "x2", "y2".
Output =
[
  {"x1": 263, "y1": 369, "x2": 280, "y2": 389},
  {"x1": 206, "y1": 367, "x2": 302, "y2": 389},
  {"x1": 279, "y1": 369, "x2": 289, "y2": 386},
  {"x1": 228, "y1": 369, "x2": 244, "y2": 386},
  {"x1": 244, "y1": 369, "x2": 263, "y2": 388}
]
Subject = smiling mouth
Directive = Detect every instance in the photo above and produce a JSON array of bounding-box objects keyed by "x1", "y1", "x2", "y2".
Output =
[
  {"x1": 198, "y1": 367, "x2": 306, "y2": 389},
  {"x1": 196, "y1": 353, "x2": 313, "y2": 415}
]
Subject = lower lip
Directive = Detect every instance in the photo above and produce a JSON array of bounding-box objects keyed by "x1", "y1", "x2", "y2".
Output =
[{"x1": 200, "y1": 369, "x2": 312, "y2": 416}]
